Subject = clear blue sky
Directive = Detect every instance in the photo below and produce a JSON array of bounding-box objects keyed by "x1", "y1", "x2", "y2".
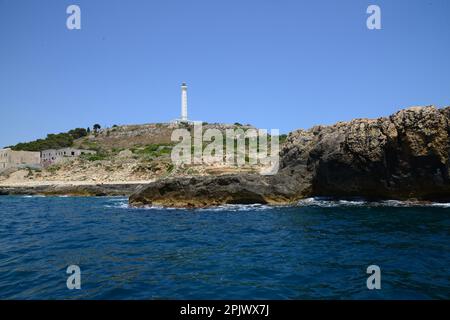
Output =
[{"x1": 1, "y1": 0, "x2": 449, "y2": 147}]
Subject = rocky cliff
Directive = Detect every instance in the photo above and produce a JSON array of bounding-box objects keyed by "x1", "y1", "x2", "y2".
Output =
[{"x1": 129, "y1": 106, "x2": 450, "y2": 207}]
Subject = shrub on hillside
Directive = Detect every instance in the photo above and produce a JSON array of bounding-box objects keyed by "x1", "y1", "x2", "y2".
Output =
[{"x1": 10, "y1": 128, "x2": 88, "y2": 152}]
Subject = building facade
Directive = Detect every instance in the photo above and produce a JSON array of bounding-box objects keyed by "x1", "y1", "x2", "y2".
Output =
[
  {"x1": 41, "y1": 148, "x2": 96, "y2": 167},
  {"x1": 0, "y1": 148, "x2": 41, "y2": 172}
]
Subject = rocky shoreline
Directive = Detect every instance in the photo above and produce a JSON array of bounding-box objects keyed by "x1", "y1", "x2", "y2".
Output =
[
  {"x1": 2, "y1": 106, "x2": 450, "y2": 207},
  {"x1": 130, "y1": 106, "x2": 450, "y2": 207},
  {"x1": 0, "y1": 182, "x2": 145, "y2": 197}
]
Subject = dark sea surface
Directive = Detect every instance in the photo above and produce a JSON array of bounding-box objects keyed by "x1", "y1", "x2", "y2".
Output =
[{"x1": 0, "y1": 196, "x2": 448, "y2": 299}]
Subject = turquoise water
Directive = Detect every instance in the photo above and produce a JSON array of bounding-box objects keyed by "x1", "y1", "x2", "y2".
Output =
[{"x1": 0, "y1": 196, "x2": 448, "y2": 299}]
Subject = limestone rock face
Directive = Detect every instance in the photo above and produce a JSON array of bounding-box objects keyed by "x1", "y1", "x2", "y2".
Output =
[
  {"x1": 129, "y1": 106, "x2": 450, "y2": 207},
  {"x1": 129, "y1": 174, "x2": 300, "y2": 208},
  {"x1": 302, "y1": 106, "x2": 450, "y2": 200}
]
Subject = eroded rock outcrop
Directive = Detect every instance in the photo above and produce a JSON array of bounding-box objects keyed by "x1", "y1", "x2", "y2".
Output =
[
  {"x1": 129, "y1": 106, "x2": 450, "y2": 207},
  {"x1": 286, "y1": 106, "x2": 450, "y2": 200},
  {"x1": 129, "y1": 174, "x2": 297, "y2": 208},
  {"x1": 0, "y1": 183, "x2": 144, "y2": 196}
]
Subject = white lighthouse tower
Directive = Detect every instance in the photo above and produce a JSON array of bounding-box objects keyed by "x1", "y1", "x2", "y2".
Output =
[
  {"x1": 173, "y1": 82, "x2": 197, "y2": 124},
  {"x1": 181, "y1": 83, "x2": 188, "y2": 122}
]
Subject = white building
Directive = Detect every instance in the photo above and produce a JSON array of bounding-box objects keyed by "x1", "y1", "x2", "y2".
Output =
[
  {"x1": 0, "y1": 148, "x2": 41, "y2": 172},
  {"x1": 41, "y1": 148, "x2": 96, "y2": 167}
]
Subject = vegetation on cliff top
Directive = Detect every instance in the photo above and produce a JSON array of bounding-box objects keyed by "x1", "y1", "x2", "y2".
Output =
[{"x1": 9, "y1": 128, "x2": 89, "y2": 152}]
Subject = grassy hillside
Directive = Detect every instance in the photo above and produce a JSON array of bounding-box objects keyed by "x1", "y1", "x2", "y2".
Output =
[
  {"x1": 2, "y1": 122, "x2": 288, "y2": 183},
  {"x1": 73, "y1": 123, "x2": 175, "y2": 152},
  {"x1": 9, "y1": 122, "x2": 287, "y2": 154}
]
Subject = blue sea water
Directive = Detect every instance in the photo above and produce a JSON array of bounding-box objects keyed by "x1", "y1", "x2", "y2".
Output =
[{"x1": 0, "y1": 196, "x2": 448, "y2": 300}]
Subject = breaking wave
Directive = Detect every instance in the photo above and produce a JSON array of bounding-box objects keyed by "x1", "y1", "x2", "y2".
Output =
[
  {"x1": 103, "y1": 196, "x2": 450, "y2": 210},
  {"x1": 199, "y1": 203, "x2": 275, "y2": 212},
  {"x1": 297, "y1": 197, "x2": 450, "y2": 208},
  {"x1": 103, "y1": 197, "x2": 130, "y2": 209}
]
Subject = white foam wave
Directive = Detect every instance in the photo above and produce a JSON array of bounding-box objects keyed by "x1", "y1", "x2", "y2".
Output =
[
  {"x1": 200, "y1": 203, "x2": 275, "y2": 212},
  {"x1": 104, "y1": 196, "x2": 450, "y2": 210},
  {"x1": 21, "y1": 195, "x2": 46, "y2": 198},
  {"x1": 104, "y1": 197, "x2": 130, "y2": 209},
  {"x1": 297, "y1": 197, "x2": 450, "y2": 208},
  {"x1": 123, "y1": 203, "x2": 277, "y2": 212}
]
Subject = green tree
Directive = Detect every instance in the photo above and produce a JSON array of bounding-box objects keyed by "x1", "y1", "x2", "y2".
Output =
[
  {"x1": 93, "y1": 124, "x2": 101, "y2": 132},
  {"x1": 10, "y1": 127, "x2": 92, "y2": 151},
  {"x1": 68, "y1": 128, "x2": 88, "y2": 139}
]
